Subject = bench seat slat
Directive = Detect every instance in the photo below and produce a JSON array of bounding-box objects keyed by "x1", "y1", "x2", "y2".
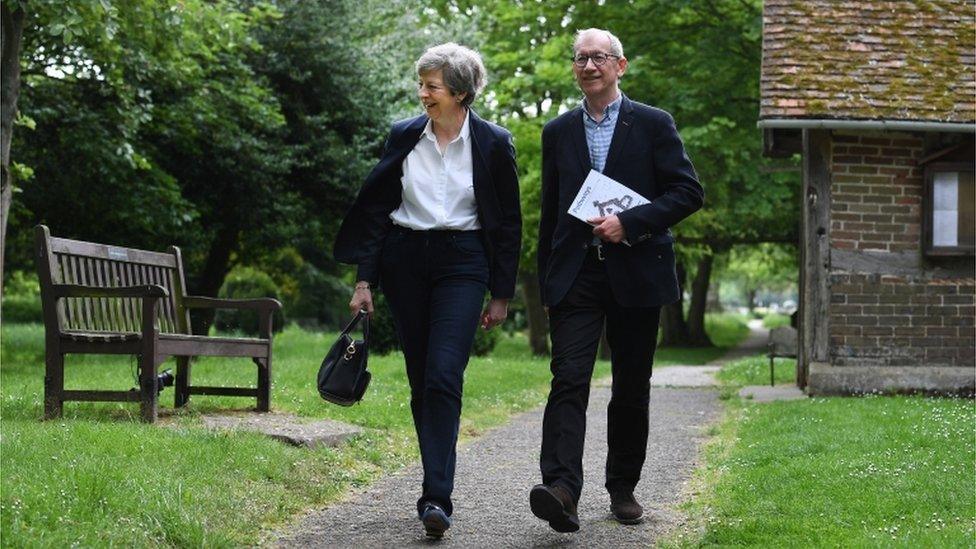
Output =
[
  {"x1": 157, "y1": 334, "x2": 271, "y2": 358},
  {"x1": 63, "y1": 330, "x2": 140, "y2": 343}
]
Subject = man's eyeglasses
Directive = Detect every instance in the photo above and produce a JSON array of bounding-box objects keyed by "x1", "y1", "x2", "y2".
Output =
[{"x1": 572, "y1": 53, "x2": 620, "y2": 67}]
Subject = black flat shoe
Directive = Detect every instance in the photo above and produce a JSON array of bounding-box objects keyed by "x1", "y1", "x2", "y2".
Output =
[
  {"x1": 420, "y1": 503, "x2": 451, "y2": 539},
  {"x1": 529, "y1": 484, "x2": 580, "y2": 533}
]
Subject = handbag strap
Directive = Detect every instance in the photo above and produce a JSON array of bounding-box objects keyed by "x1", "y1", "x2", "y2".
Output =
[{"x1": 340, "y1": 308, "x2": 370, "y2": 342}]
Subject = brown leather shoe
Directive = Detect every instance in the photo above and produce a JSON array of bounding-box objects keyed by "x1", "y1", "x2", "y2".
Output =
[
  {"x1": 530, "y1": 484, "x2": 580, "y2": 532},
  {"x1": 610, "y1": 491, "x2": 644, "y2": 524}
]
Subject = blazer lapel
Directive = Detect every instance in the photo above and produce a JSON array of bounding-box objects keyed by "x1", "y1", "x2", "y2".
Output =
[
  {"x1": 569, "y1": 107, "x2": 592, "y2": 174},
  {"x1": 602, "y1": 94, "x2": 635, "y2": 177},
  {"x1": 468, "y1": 110, "x2": 491, "y2": 196}
]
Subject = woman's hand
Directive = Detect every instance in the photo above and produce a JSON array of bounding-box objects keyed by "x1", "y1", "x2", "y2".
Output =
[
  {"x1": 349, "y1": 282, "x2": 374, "y2": 316},
  {"x1": 480, "y1": 298, "x2": 509, "y2": 330}
]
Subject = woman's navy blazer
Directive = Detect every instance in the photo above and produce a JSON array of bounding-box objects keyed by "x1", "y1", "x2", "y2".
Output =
[{"x1": 334, "y1": 111, "x2": 522, "y2": 299}]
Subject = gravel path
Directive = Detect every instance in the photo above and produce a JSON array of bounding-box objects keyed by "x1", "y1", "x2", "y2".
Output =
[{"x1": 275, "y1": 387, "x2": 720, "y2": 548}]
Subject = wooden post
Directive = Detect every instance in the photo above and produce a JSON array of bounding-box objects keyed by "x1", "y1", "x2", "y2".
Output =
[
  {"x1": 170, "y1": 246, "x2": 193, "y2": 408},
  {"x1": 139, "y1": 297, "x2": 160, "y2": 422},
  {"x1": 799, "y1": 129, "x2": 832, "y2": 389},
  {"x1": 255, "y1": 308, "x2": 273, "y2": 412}
]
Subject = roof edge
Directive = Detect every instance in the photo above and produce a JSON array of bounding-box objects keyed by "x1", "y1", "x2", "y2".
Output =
[{"x1": 757, "y1": 119, "x2": 976, "y2": 133}]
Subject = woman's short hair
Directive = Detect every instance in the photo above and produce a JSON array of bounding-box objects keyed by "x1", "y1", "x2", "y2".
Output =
[{"x1": 415, "y1": 43, "x2": 487, "y2": 108}]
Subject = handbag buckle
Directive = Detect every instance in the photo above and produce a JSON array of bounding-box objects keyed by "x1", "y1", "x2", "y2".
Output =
[{"x1": 343, "y1": 342, "x2": 357, "y2": 361}]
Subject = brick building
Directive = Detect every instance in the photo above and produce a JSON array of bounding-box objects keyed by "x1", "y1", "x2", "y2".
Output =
[{"x1": 759, "y1": 1, "x2": 975, "y2": 394}]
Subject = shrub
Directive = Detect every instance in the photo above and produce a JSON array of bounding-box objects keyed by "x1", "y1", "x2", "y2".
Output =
[
  {"x1": 215, "y1": 267, "x2": 285, "y2": 336},
  {"x1": 1, "y1": 271, "x2": 42, "y2": 323},
  {"x1": 367, "y1": 291, "x2": 400, "y2": 355},
  {"x1": 471, "y1": 325, "x2": 500, "y2": 356}
]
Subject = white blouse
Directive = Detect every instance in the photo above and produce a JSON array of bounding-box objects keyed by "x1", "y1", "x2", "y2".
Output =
[{"x1": 389, "y1": 112, "x2": 481, "y2": 230}]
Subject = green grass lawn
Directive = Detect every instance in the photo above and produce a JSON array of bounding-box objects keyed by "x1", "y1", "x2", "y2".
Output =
[
  {"x1": 0, "y1": 323, "x2": 608, "y2": 546},
  {"x1": 664, "y1": 355, "x2": 976, "y2": 547},
  {"x1": 761, "y1": 312, "x2": 792, "y2": 329}
]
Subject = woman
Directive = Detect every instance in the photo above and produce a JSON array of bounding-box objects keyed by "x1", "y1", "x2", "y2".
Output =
[{"x1": 333, "y1": 43, "x2": 521, "y2": 539}]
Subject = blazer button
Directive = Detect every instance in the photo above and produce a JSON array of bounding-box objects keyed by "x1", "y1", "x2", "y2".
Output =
[
  {"x1": 657, "y1": 254, "x2": 663, "y2": 259},
  {"x1": 582, "y1": 243, "x2": 588, "y2": 249}
]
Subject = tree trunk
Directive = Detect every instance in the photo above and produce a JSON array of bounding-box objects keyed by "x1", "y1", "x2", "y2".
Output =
[
  {"x1": 706, "y1": 279, "x2": 723, "y2": 312},
  {"x1": 190, "y1": 223, "x2": 239, "y2": 334},
  {"x1": 520, "y1": 270, "x2": 549, "y2": 356},
  {"x1": 659, "y1": 260, "x2": 690, "y2": 347},
  {"x1": 687, "y1": 253, "x2": 714, "y2": 347},
  {"x1": 746, "y1": 288, "x2": 757, "y2": 312},
  {"x1": 0, "y1": 5, "x2": 26, "y2": 312}
]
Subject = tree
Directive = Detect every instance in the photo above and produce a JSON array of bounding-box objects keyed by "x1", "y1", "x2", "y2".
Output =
[
  {"x1": 0, "y1": 2, "x2": 26, "y2": 309},
  {"x1": 719, "y1": 243, "x2": 798, "y2": 312}
]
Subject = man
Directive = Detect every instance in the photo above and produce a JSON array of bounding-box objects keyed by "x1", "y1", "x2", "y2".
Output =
[{"x1": 530, "y1": 28, "x2": 703, "y2": 532}]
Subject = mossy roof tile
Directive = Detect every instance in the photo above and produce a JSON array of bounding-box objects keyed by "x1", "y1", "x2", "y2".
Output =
[{"x1": 761, "y1": 0, "x2": 975, "y2": 123}]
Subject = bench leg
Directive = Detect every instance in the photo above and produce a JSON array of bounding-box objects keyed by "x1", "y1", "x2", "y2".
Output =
[
  {"x1": 254, "y1": 357, "x2": 270, "y2": 412},
  {"x1": 139, "y1": 353, "x2": 159, "y2": 423},
  {"x1": 44, "y1": 352, "x2": 64, "y2": 420},
  {"x1": 175, "y1": 356, "x2": 191, "y2": 408},
  {"x1": 770, "y1": 356, "x2": 775, "y2": 387}
]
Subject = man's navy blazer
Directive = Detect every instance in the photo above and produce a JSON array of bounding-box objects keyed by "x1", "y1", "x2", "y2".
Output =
[
  {"x1": 334, "y1": 111, "x2": 522, "y2": 299},
  {"x1": 537, "y1": 94, "x2": 704, "y2": 308}
]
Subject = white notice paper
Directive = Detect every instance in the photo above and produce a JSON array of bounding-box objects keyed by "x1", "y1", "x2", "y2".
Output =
[{"x1": 568, "y1": 169, "x2": 650, "y2": 224}]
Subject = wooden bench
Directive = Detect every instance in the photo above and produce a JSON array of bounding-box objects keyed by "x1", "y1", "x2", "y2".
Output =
[
  {"x1": 34, "y1": 225, "x2": 282, "y2": 422},
  {"x1": 767, "y1": 326, "x2": 798, "y2": 386}
]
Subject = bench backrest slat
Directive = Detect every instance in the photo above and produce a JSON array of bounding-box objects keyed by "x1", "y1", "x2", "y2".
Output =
[{"x1": 35, "y1": 226, "x2": 189, "y2": 336}]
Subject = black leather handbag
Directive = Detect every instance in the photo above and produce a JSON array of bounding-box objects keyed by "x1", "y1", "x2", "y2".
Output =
[{"x1": 317, "y1": 309, "x2": 371, "y2": 406}]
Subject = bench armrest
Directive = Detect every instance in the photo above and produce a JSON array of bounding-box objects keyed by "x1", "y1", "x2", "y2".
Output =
[
  {"x1": 52, "y1": 284, "x2": 169, "y2": 299},
  {"x1": 183, "y1": 296, "x2": 282, "y2": 312}
]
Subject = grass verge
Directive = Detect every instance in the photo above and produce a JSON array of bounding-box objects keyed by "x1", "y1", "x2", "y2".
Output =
[
  {"x1": 663, "y1": 355, "x2": 976, "y2": 547},
  {"x1": 0, "y1": 323, "x2": 607, "y2": 546}
]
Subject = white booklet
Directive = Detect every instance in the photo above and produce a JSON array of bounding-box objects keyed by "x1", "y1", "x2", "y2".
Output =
[{"x1": 567, "y1": 169, "x2": 650, "y2": 224}]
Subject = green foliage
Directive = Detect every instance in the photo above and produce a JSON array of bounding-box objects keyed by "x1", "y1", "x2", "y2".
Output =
[
  {"x1": 471, "y1": 325, "x2": 500, "y2": 357},
  {"x1": 366, "y1": 292, "x2": 400, "y2": 356},
  {"x1": 716, "y1": 243, "x2": 798, "y2": 310},
  {"x1": 215, "y1": 266, "x2": 284, "y2": 335},
  {"x1": 1, "y1": 271, "x2": 42, "y2": 323}
]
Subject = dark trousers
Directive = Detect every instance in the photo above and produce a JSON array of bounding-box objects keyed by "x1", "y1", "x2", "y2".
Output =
[
  {"x1": 380, "y1": 226, "x2": 489, "y2": 516},
  {"x1": 540, "y1": 248, "x2": 662, "y2": 502}
]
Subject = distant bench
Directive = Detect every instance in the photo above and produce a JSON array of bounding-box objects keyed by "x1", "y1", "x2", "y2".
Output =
[
  {"x1": 35, "y1": 225, "x2": 282, "y2": 422},
  {"x1": 767, "y1": 326, "x2": 798, "y2": 386}
]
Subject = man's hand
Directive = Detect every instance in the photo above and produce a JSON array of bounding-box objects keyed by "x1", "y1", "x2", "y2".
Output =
[
  {"x1": 481, "y1": 298, "x2": 509, "y2": 330},
  {"x1": 588, "y1": 214, "x2": 626, "y2": 243},
  {"x1": 349, "y1": 283, "x2": 374, "y2": 317}
]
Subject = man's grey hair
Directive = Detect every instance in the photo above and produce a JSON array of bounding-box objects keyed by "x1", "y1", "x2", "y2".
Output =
[
  {"x1": 416, "y1": 43, "x2": 487, "y2": 108},
  {"x1": 573, "y1": 28, "x2": 624, "y2": 58}
]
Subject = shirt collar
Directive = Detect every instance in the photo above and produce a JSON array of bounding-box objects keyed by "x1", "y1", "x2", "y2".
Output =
[
  {"x1": 581, "y1": 94, "x2": 622, "y2": 124},
  {"x1": 423, "y1": 109, "x2": 471, "y2": 144}
]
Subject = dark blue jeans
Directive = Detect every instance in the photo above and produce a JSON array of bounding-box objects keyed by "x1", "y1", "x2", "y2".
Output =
[{"x1": 380, "y1": 226, "x2": 489, "y2": 516}]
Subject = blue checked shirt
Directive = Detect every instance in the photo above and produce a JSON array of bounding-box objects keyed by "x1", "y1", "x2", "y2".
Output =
[{"x1": 582, "y1": 95, "x2": 622, "y2": 173}]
